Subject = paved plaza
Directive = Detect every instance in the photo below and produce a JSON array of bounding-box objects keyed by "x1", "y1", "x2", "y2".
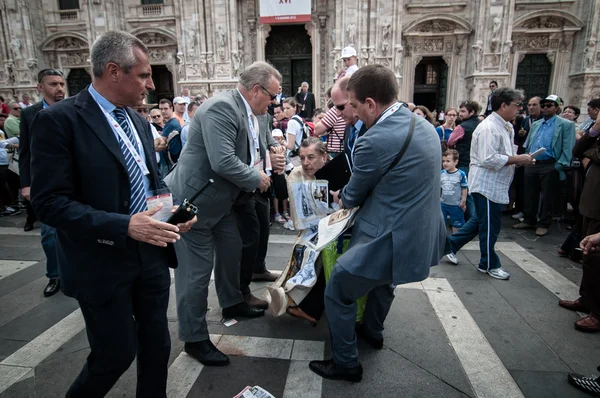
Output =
[{"x1": 0, "y1": 212, "x2": 598, "y2": 397}]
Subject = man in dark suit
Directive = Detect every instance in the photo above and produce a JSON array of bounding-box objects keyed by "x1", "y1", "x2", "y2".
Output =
[
  {"x1": 268, "y1": 84, "x2": 286, "y2": 115},
  {"x1": 295, "y1": 81, "x2": 316, "y2": 120},
  {"x1": 559, "y1": 116, "x2": 600, "y2": 332},
  {"x1": 30, "y1": 31, "x2": 196, "y2": 397},
  {"x1": 19, "y1": 69, "x2": 66, "y2": 297}
]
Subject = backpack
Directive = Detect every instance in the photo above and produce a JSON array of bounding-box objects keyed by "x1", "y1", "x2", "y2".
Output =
[{"x1": 289, "y1": 115, "x2": 310, "y2": 157}]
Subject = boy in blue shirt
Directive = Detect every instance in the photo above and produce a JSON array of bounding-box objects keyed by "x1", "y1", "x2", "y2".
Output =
[{"x1": 441, "y1": 149, "x2": 468, "y2": 264}]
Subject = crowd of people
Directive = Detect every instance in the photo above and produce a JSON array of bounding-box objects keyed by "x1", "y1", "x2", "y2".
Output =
[{"x1": 2, "y1": 29, "x2": 600, "y2": 396}]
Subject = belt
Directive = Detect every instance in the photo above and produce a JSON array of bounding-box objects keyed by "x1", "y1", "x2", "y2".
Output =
[{"x1": 534, "y1": 158, "x2": 556, "y2": 165}]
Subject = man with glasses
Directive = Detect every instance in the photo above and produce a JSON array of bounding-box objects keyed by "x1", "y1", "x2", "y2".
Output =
[
  {"x1": 4, "y1": 102, "x2": 21, "y2": 139},
  {"x1": 19, "y1": 68, "x2": 66, "y2": 296},
  {"x1": 164, "y1": 62, "x2": 285, "y2": 367},
  {"x1": 484, "y1": 80, "x2": 498, "y2": 116},
  {"x1": 513, "y1": 94, "x2": 575, "y2": 237},
  {"x1": 313, "y1": 96, "x2": 346, "y2": 157},
  {"x1": 446, "y1": 88, "x2": 535, "y2": 280},
  {"x1": 336, "y1": 46, "x2": 359, "y2": 79},
  {"x1": 295, "y1": 81, "x2": 315, "y2": 119}
]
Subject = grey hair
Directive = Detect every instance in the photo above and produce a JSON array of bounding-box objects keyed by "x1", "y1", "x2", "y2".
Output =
[
  {"x1": 300, "y1": 137, "x2": 327, "y2": 156},
  {"x1": 490, "y1": 87, "x2": 524, "y2": 112},
  {"x1": 8, "y1": 101, "x2": 19, "y2": 108},
  {"x1": 238, "y1": 61, "x2": 282, "y2": 90},
  {"x1": 301, "y1": 81, "x2": 309, "y2": 87},
  {"x1": 91, "y1": 31, "x2": 148, "y2": 78}
]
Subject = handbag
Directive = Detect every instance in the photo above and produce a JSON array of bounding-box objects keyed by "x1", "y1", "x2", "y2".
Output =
[{"x1": 7, "y1": 149, "x2": 19, "y2": 175}]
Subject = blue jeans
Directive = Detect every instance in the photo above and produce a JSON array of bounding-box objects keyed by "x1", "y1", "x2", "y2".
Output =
[
  {"x1": 447, "y1": 193, "x2": 503, "y2": 271},
  {"x1": 458, "y1": 167, "x2": 476, "y2": 221},
  {"x1": 41, "y1": 223, "x2": 59, "y2": 279}
]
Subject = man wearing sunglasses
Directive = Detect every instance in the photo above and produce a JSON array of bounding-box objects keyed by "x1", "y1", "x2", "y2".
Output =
[
  {"x1": 514, "y1": 94, "x2": 575, "y2": 237},
  {"x1": 3, "y1": 101, "x2": 21, "y2": 139},
  {"x1": 19, "y1": 68, "x2": 66, "y2": 296}
]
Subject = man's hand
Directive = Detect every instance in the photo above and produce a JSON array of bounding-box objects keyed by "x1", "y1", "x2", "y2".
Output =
[
  {"x1": 459, "y1": 200, "x2": 466, "y2": 212},
  {"x1": 518, "y1": 128, "x2": 527, "y2": 137},
  {"x1": 154, "y1": 137, "x2": 167, "y2": 152},
  {"x1": 258, "y1": 171, "x2": 271, "y2": 192},
  {"x1": 330, "y1": 189, "x2": 343, "y2": 207},
  {"x1": 22, "y1": 186, "x2": 31, "y2": 201},
  {"x1": 581, "y1": 232, "x2": 600, "y2": 255},
  {"x1": 128, "y1": 205, "x2": 180, "y2": 247},
  {"x1": 514, "y1": 154, "x2": 535, "y2": 166},
  {"x1": 269, "y1": 149, "x2": 286, "y2": 175},
  {"x1": 170, "y1": 205, "x2": 197, "y2": 233}
]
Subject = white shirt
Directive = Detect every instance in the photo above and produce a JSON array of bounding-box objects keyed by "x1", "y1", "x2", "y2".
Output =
[
  {"x1": 345, "y1": 64, "x2": 359, "y2": 77},
  {"x1": 19, "y1": 102, "x2": 32, "y2": 109},
  {"x1": 468, "y1": 112, "x2": 517, "y2": 204},
  {"x1": 150, "y1": 124, "x2": 161, "y2": 163},
  {"x1": 236, "y1": 89, "x2": 259, "y2": 166}
]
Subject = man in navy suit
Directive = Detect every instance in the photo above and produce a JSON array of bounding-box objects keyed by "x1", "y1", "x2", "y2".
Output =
[{"x1": 30, "y1": 31, "x2": 196, "y2": 397}]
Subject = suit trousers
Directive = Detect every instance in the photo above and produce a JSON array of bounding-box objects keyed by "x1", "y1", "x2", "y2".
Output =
[
  {"x1": 580, "y1": 217, "x2": 600, "y2": 316},
  {"x1": 523, "y1": 161, "x2": 560, "y2": 228},
  {"x1": 40, "y1": 223, "x2": 58, "y2": 279},
  {"x1": 66, "y1": 249, "x2": 171, "y2": 398},
  {"x1": 324, "y1": 264, "x2": 394, "y2": 368},
  {"x1": 447, "y1": 192, "x2": 503, "y2": 270},
  {"x1": 174, "y1": 211, "x2": 244, "y2": 342},
  {"x1": 253, "y1": 193, "x2": 270, "y2": 274},
  {"x1": 234, "y1": 196, "x2": 260, "y2": 295}
]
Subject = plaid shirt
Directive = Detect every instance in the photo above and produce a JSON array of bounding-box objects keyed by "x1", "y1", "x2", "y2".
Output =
[{"x1": 468, "y1": 112, "x2": 517, "y2": 204}]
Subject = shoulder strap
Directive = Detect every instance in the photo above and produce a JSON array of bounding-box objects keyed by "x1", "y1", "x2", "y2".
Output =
[{"x1": 386, "y1": 113, "x2": 416, "y2": 173}]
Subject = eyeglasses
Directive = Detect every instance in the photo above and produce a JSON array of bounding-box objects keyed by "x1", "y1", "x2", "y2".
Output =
[
  {"x1": 334, "y1": 100, "x2": 349, "y2": 111},
  {"x1": 446, "y1": 113, "x2": 457, "y2": 117},
  {"x1": 540, "y1": 103, "x2": 556, "y2": 109},
  {"x1": 151, "y1": 115, "x2": 162, "y2": 119},
  {"x1": 257, "y1": 84, "x2": 277, "y2": 101},
  {"x1": 12, "y1": 107, "x2": 20, "y2": 111},
  {"x1": 511, "y1": 102, "x2": 523, "y2": 107},
  {"x1": 37, "y1": 68, "x2": 64, "y2": 83}
]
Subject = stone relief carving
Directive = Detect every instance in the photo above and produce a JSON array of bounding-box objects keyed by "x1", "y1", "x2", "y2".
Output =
[
  {"x1": 199, "y1": 53, "x2": 208, "y2": 78},
  {"x1": 26, "y1": 59, "x2": 37, "y2": 70},
  {"x1": 517, "y1": 16, "x2": 566, "y2": 29},
  {"x1": 560, "y1": 36, "x2": 573, "y2": 52},
  {"x1": 546, "y1": 52, "x2": 556, "y2": 65},
  {"x1": 206, "y1": 53, "x2": 215, "y2": 78},
  {"x1": 10, "y1": 37, "x2": 22, "y2": 59},
  {"x1": 422, "y1": 39, "x2": 444, "y2": 52},
  {"x1": 187, "y1": 29, "x2": 197, "y2": 50},
  {"x1": 490, "y1": 17, "x2": 501, "y2": 52},
  {"x1": 176, "y1": 52, "x2": 184, "y2": 77},
  {"x1": 472, "y1": 41, "x2": 483, "y2": 72},
  {"x1": 346, "y1": 23, "x2": 356, "y2": 46},
  {"x1": 232, "y1": 51, "x2": 242, "y2": 76},
  {"x1": 455, "y1": 37, "x2": 464, "y2": 55},
  {"x1": 414, "y1": 20, "x2": 456, "y2": 33},
  {"x1": 518, "y1": 53, "x2": 526, "y2": 64},
  {"x1": 54, "y1": 37, "x2": 86, "y2": 50},
  {"x1": 63, "y1": 52, "x2": 89, "y2": 66},
  {"x1": 216, "y1": 25, "x2": 226, "y2": 59},
  {"x1": 484, "y1": 54, "x2": 500, "y2": 68},
  {"x1": 584, "y1": 41, "x2": 596, "y2": 69},
  {"x1": 394, "y1": 46, "x2": 403, "y2": 76},
  {"x1": 502, "y1": 42, "x2": 512, "y2": 71},
  {"x1": 361, "y1": 48, "x2": 369, "y2": 66},
  {"x1": 381, "y1": 23, "x2": 391, "y2": 56},
  {"x1": 138, "y1": 33, "x2": 170, "y2": 46}
]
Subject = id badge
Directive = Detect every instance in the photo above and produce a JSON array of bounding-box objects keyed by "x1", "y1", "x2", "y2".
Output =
[{"x1": 146, "y1": 189, "x2": 173, "y2": 222}]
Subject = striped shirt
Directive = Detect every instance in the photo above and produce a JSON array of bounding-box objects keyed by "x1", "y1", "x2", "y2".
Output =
[
  {"x1": 468, "y1": 112, "x2": 517, "y2": 204},
  {"x1": 320, "y1": 107, "x2": 346, "y2": 152}
]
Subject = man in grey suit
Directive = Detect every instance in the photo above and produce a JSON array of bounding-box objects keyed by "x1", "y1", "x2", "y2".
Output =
[
  {"x1": 310, "y1": 65, "x2": 445, "y2": 381},
  {"x1": 164, "y1": 62, "x2": 284, "y2": 366}
]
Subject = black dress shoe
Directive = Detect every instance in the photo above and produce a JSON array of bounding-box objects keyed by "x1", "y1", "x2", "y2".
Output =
[
  {"x1": 355, "y1": 324, "x2": 383, "y2": 349},
  {"x1": 184, "y1": 340, "x2": 229, "y2": 366},
  {"x1": 309, "y1": 359, "x2": 363, "y2": 382},
  {"x1": 23, "y1": 222, "x2": 34, "y2": 232},
  {"x1": 43, "y1": 278, "x2": 60, "y2": 297},
  {"x1": 222, "y1": 302, "x2": 265, "y2": 319}
]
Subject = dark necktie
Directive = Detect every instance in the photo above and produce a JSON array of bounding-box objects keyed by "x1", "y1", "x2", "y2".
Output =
[
  {"x1": 348, "y1": 125, "x2": 358, "y2": 151},
  {"x1": 113, "y1": 108, "x2": 147, "y2": 215}
]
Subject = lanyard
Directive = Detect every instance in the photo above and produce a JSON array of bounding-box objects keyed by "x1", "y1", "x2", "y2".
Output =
[
  {"x1": 375, "y1": 102, "x2": 402, "y2": 126},
  {"x1": 97, "y1": 104, "x2": 149, "y2": 176},
  {"x1": 248, "y1": 114, "x2": 261, "y2": 166}
]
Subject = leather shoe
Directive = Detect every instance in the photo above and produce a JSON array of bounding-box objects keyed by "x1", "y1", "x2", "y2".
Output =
[
  {"x1": 184, "y1": 340, "x2": 229, "y2": 366},
  {"x1": 222, "y1": 302, "x2": 264, "y2": 319},
  {"x1": 309, "y1": 359, "x2": 363, "y2": 382},
  {"x1": 23, "y1": 222, "x2": 34, "y2": 232},
  {"x1": 244, "y1": 293, "x2": 269, "y2": 310},
  {"x1": 535, "y1": 227, "x2": 548, "y2": 236},
  {"x1": 559, "y1": 297, "x2": 590, "y2": 313},
  {"x1": 252, "y1": 270, "x2": 280, "y2": 282},
  {"x1": 355, "y1": 324, "x2": 383, "y2": 349},
  {"x1": 575, "y1": 315, "x2": 600, "y2": 333},
  {"x1": 43, "y1": 278, "x2": 60, "y2": 297}
]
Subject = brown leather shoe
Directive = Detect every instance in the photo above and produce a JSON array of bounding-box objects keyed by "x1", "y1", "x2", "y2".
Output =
[
  {"x1": 559, "y1": 297, "x2": 590, "y2": 313},
  {"x1": 252, "y1": 271, "x2": 280, "y2": 282},
  {"x1": 244, "y1": 293, "x2": 269, "y2": 310},
  {"x1": 575, "y1": 315, "x2": 600, "y2": 332},
  {"x1": 535, "y1": 227, "x2": 548, "y2": 236}
]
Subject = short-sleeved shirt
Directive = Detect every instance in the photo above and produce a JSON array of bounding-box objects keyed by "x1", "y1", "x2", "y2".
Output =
[
  {"x1": 441, "y1": 169, "x2": 468, "y2": 206},
  {"x1": 286, "y1": 117, "x2": 304, "y2": 155},
  {"x1": 436, "y1": 126, "x2": 453, "y2": 142},
  {"x1": 320, "y1": 107, "x2": 346, "y2": 152}
]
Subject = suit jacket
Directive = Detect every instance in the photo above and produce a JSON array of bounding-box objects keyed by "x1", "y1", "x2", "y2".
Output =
[
  {"x1": 18, "y1": 101, "x2": 44, "y2": 187},
  {"x1": 524, "y1": 115, "x2": 575, "y2": 180},
  {"x1": 295, "y1": 91, "x2": 316, "y2": 119},
  {"x1": 30, "y1": 87, "x2": 175, "y2": 304},
  {"x1": 339, "y1": 106, "x2": 445, "y2": 284},
  {"x1": 164, "y1": 90, "x2": 262, "y2": 229},
  {"x1": 343, "y1": 121, "x2": 368, "y2": 170},
  {"x1": 574, "y1": 132, "x2": 600, "y2": 220}
]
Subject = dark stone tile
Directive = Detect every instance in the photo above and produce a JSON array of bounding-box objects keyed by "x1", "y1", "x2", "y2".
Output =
[
  {"x1": 0, "y1": 277, "x2": 51, "y2": 329},
  {"x1": 0, "y1": 261, "x2": 45, "y2": 298},
  {"x1": 189, "y1": 356, "x2": 290, "y2": 398},
  {"x1": 0, "y1": 236, "x2": 43, "y2": 249},
  {"x1": 34, "y1": 348, "x2": 88, "y2": 397},
  {"x1": 0, "y1": 372, "x2": 35, "y2": 398},
  {"x1": 0, "y1": 248, "x2": 46, "y2": 262},
  {"x1": 510, "y1": 369, "x2": 591, "y2": 398},
  {"x1": 0, "y1": 339, "x2": 27, "y2": 361}
]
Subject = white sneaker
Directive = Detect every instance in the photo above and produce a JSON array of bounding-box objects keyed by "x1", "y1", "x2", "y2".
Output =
[
  {"x1": 446, "y1": 253, "x2": 459, "y2": 265},
  {"x1": 511, "y1": 212, "x2": 524, "y2": 220},
  {"x1": 283, "y1": 220, "x2": 295, "y2": 231},
  {"x1": 487, "y1": 268, "x2": 510, "y2": 280}
]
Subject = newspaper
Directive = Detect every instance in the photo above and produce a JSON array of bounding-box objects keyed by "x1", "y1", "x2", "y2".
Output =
[
  {"x1": 286, "y1": 167, "x2": 331, "y2": 230},
  {"x1": 266, "y1": 208, "x2": 358, "y2": 316},
  {"x1": 234, "y1": 385, "x2": 275, "y2": 398}
]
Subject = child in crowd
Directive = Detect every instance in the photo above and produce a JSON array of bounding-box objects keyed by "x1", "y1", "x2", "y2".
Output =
[
  {"x1": 271, "y1": 129, "x2": 294, "y2": 230},
  {"x1": 441, "y1": 149, "x2": 468, "y2": 264}
]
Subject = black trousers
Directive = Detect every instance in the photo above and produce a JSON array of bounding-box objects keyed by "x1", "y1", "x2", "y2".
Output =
[
  {"x1": 512, "y1": 165, "x2": 525, "y2": 213},
  {"x1": 253, "y1": 193, "x2": 270, "y2": 274},
  {"x1": 234, "y1": 194, "x2": 261, "y2": 296},
  {"x1": 66, "y1": 249, "x2": 171, "y2": 398},
  {"x1": 580, "y1": 217, "x2": 600, "y2": 317},
  {"x1": 523, "y1": 161, "x2": 560, "y2": 228}
]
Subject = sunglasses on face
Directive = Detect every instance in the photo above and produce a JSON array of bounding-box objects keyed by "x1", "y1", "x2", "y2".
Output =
[
  {"x1": 12, "y1": 107, "x2": 20, "y2": 111},
  {"x1": 540, "y1": 103, "x2": 556, "y2": 109},
  {"x1": 335, "y1": 100, "x2": 349, "y2": 111},
  {"x1": 37, "y1": 68, "x2": 64, "y2": 83},
  {"x1": 151, "y1": 115, "x2": 161, "y2": 119},
  {"x1": 511, "y1": 102, "x2": 523, "y2": 107}
]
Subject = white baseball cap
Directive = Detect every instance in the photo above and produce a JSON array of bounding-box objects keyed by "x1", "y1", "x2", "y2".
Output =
[
  {"x1": 272, "y1": 129, "x2": 284, "y2": 138},
  {"x1": 340, "y1": 46, "x2": 357, "y2": 59},
  {"x1": 173, "y1": 96, "x2": 189, "y2": 104}
]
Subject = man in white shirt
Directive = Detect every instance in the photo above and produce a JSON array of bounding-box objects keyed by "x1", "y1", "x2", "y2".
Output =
[
  {"x1": 445, "y1": 87, "x2": 535, "y2": 280},
  {"x1": 336, "y1": 46, "x2": 359, "y2": 79}
]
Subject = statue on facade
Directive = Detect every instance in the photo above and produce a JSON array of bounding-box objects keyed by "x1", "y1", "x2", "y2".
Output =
[
  {"x1": 10, "y1": 37, "x2": 22, "y2": 59},
  {"x1": 394, "y1": 46, "x2": 403, "y2": 76},
  {"x1": 490, "y1": 17, "x2": 501, "y2": 52},
  {"x1": 502, "y1": 42, "x2": 512, "y2": 71},
  {"x1": 381, "y1": 23, "x2": 391, "y2": 56},
  {"x1": 187, "y1": 29, "x2": 197, "y2": 50},
  {"x1": 216, "y1": 26, "x2": 227, "y2": 59},
  {"x1": 472, "y1": 41, "x2": 484, "y2": 72},
  {"x1": 176, "y1": 52, "x2": 185, "y2": 78},
  {"x1": 206, "y1": 53, "x2": 215, "y2": 78},
  {"x1": 584, "y1": 40, "x2": 596, "y2": 69},
  {"x1": 237, "y1": 31, "x2": 244, "y2": 50},
  {"x1": 346, "y1": 23, "x2": 356, "y2": 46},
  {"x1": 199, "y1": 53, "x2": 208, "y2": 78}
]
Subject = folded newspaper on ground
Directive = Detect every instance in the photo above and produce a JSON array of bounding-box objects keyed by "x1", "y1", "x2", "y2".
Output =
[
  {"x1": 286, "y1": 167, "x2": 330, "y2": 230},
  {"x1": 266, "y1": 207, "x2": 359, "y2": 316},
  {"x1": 233, "y1": 385, "x2": 275, "y2": 398}
]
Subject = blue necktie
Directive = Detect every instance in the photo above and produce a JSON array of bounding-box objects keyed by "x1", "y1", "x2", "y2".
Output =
[
  {"x1": 113, "y1": 108, "x2": 147, "y2": 215},
  {"x1": 348, "y1": 126, "x2": 357, "y2": 152}
]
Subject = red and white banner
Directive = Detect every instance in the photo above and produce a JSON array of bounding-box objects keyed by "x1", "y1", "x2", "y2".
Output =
[{"x1": 259, "y1": 0, "x2": 311, "y2": 24}]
